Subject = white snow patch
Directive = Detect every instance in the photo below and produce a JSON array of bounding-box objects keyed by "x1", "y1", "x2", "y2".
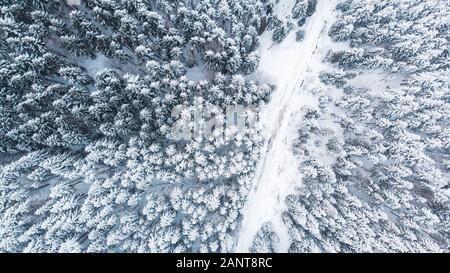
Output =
[
  {"x1": 185, "y1": 64, "x2": 214, "y2": 81},
  {"x1": 78, "y1": 53, "x2": 109, "y2": 78},
  {"x1": 347, "y1": 70, "x2": 408, "y2": 98}
]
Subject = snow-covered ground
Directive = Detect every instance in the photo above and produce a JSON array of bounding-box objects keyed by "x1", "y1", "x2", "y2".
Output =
[
  {"x1": 78, "y1": 53, "x2": 109, "y2": 79},
  {"x1": 236, "y1": 0, "x2": 339, "y2": 253}
]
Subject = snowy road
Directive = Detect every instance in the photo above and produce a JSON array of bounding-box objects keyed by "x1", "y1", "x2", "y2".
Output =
[{"x1": 236, "y1": 0, "x2": 338, "y2": 252}]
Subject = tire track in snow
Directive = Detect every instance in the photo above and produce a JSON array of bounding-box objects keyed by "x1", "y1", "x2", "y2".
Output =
[{"x1": 236, "y1": 0, "x2": 337, "y2": 253}]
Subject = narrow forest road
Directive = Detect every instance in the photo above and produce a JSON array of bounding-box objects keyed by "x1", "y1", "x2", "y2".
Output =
[{"x1": 236, "y1": 0, "x2": 338, "y2": 253}]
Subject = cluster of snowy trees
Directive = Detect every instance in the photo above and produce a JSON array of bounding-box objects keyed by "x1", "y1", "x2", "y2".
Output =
[
  {"x1": 270, "y1": 0, "x2": 317, "y2": 43},
  {"x1": 250, "y1": 223, "x2": 279, "y2": 253},
  {"x1": 292, "y1": 0, "x2": 316, "y2": 41},
  {"x1": 0, "y1": 0, "x2": 278, "y2": 252},
  {"x1": 283, "y1": 0, "x2": 449, "y2": 252}
]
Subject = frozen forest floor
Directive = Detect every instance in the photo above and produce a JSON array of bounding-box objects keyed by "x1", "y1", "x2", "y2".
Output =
[{"x1": 236, "y1": 0, "x2": 339, "y2": 252}]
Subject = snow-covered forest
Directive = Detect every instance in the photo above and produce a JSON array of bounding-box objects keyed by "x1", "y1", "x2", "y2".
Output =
[
  {"x1": 0, "y1": 0, "x2": 449, "y2": 253},
  {"x1": 281, "y1": 0, "x2": 450, "y2": 253}
]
